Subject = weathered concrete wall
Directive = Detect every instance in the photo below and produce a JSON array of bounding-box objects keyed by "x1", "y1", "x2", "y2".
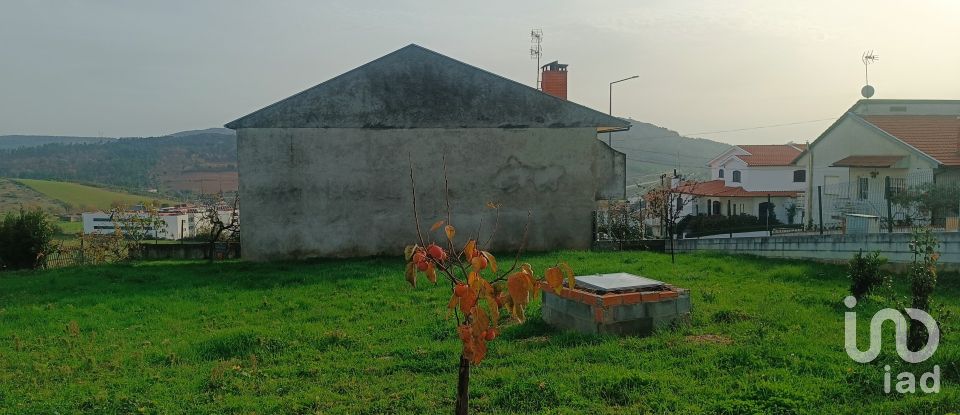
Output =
[
  {"x1": 675, "y1": 232, "x2": 960, "y2": 269},
  {"x1": 593, "y1": 140, "x2": 626, "y2": 200},
  {"x1": 238, "y1": 127, "x2": 620, "y2": 260}
]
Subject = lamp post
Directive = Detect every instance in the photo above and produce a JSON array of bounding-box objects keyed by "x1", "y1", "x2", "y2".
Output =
[{"x1": 608, "y1": 75, "x2": 639, "y2": 146}]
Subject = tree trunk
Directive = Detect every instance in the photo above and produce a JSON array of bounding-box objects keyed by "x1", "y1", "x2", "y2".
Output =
[{"x1": 455, "y1": 355, "x2": 470, "y2": 415}]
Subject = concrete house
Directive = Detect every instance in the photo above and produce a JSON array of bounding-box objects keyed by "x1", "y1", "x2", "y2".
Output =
[
  {"x1": 794, "y1": 99, "x2": 960, "y2": 228},
  {"x1": 225, "y1": 44, "x2": 630, "y2": 260}
]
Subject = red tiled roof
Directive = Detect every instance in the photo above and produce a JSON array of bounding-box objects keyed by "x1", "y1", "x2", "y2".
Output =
[
  {"x1": 673, "y1": 180, "x2": 800, "y2": 198},
  {"x1": 735, "y1": 144, "x2": 805, "y2": 166},
  {"x1": 862, "y1": 115, "x2": 960, "y2": 166},
  {"x1": 831, "y1": 155, "x2": 905, "y2": 168}
]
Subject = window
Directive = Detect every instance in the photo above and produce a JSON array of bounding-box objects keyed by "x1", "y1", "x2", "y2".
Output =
[
  {"x1": 824, "y1": 176, "x2": 840, "y2": 195},
  {"x1": 793, "y1": 170, "x2": 806, "y2": 183},
  {"x1": 857, "y1": 177, "x2": 869, "y2": 200},
  {"x1": 732, "y1": 170, "x2": 741, "y2": 183},
  {"x1": 732, "y1": 203, "x2": 737, "y2": 215},
  {"x1": 712, "y1": 201, "x2": 722, "y2": 215},
  {"x1": 718, "y1": 169, "x2": 725, "y2": 178},
  {"x1": 888, "y1": 177, "x2": 906, "y2": 194}
]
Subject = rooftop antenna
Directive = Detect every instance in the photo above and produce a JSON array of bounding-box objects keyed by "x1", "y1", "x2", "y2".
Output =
[
  {"x1": 530, "y1": 29, "x2": 543, "y2": 89},
  {"x1": 861, "y1": 50, "x2": 879, "y2": 98}
]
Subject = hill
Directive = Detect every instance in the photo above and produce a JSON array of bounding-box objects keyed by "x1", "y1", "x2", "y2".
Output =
[
  {"x1": 0, "y1": 129, "x2": 237, "y2": 195},
  {"x1": 614, "y1": 119, "x2": 731, "y2": 185},
  {"x1": 0, "y1": 122, "x2": 726, "y2": 198},
  {"x1": 12, "y1": 179, "x2": 176, "y2": 213},
  {"x1": 0, "y1": 135, "x2": 114, "y2": 150}
]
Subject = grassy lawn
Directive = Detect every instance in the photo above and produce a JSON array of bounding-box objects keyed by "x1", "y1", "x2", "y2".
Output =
[
  {"x1": 1, "y1": 251, "x2": 958, "y2": 414},
  {"x1": 13, "y1": 178, "x2": 175, "y2": 212}
]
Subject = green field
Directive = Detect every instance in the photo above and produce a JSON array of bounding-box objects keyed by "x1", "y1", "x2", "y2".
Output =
[
  {"x1": 0, "y1": 178, "x2": 65, "y2": 214},
  {"x1": 13, "y1": 178, "x2": 176, "y2": 212},
  {"x1": 1, "y1": 252, "x2": 958, "y2": 413}
]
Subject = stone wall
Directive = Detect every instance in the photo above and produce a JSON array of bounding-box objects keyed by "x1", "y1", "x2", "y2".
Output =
[
  {"x1": 237, "y1": 127, "x2": 624, "y2": 260},
  {"x1": 674, "y1": 232, "x2": 960, "y2": 270}
]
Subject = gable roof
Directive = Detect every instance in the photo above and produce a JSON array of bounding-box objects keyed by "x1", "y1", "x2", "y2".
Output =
[
  {"x1": 793, "y1": 100, "x2": 960, "y2": 166},
  {"x1": 860, "y1": 115, "x2": 960, "y2": 166},
  {"x1": 225, "y1": 44, "x2": 630, "y2": 131},
  {"x1": 708, "y1": 144, "x2": 805, "y2": 167},
  {"x1": 735, "y1": 144, "x2": 806, "y2": 166}
]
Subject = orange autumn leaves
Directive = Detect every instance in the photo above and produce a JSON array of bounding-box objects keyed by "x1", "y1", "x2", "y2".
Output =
[{"x1": 404, "y1": 221, "x2": 570, "y2": 364}]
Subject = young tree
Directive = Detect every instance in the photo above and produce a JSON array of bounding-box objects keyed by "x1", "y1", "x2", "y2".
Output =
[
  {"x1": 908, "y1": 227, "x2": 939, "y2": 351},
  {"x1": 644, "y1": 179, "x2": 700, "y2": 263},
  {"x1": 112, "y1": 204, "x2": 167, "y2": 258},
  {"x1": 403, "y1": 156, "x2": 572, "y2": 415},
  {"x1": 197, "y1": 192, "x2": 239, "y2": 261}
]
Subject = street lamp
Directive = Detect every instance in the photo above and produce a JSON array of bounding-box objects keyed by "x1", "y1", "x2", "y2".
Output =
[{"x1": 608, "y1": 75, "x2": 639, "y2": 146}]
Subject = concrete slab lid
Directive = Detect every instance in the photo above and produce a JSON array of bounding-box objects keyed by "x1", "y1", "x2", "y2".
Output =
[{"x1": 574, "y1": 273, "x2": 666, "y2": 293}]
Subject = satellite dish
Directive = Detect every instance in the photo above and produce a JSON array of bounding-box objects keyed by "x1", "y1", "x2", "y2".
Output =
[{"x1": 861, "y1": 84, "x2": 875, "y2": 99}]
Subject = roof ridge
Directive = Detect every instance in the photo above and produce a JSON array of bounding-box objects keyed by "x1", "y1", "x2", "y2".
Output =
[{"x1": 225, "y1": 44, "x2": 630, "y2": 130}]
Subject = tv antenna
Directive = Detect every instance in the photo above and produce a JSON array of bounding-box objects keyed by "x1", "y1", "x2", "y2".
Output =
[
  {"x1": 861, "y1": 50, "x2": 879, "y2": 98},
  {"x1": 530, "y1": 29, "x2": 543, "y2": 89}
]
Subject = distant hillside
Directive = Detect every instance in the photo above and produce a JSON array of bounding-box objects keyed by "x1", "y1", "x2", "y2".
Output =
[
  {"x1": 1, "y1": 122, "x2": 726, "y2": 197},
  {"x1": 13, "y1": 179, "x2": 176, "y2": 213},
  {"x1": 0, "y1": 178, "x2": 65, "y2": 214},
  {"x1": 614, "y1": 119, "x2": 731, "y2": 185},
  {"x1": 0, "y1": 129, "x2": 237, "y2": 195},
  {"x1": 0, "y1": 135, "x2": 114, "y2": 150}
]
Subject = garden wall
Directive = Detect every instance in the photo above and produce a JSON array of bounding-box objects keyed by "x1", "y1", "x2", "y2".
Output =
[{"x1": 674, "y1": 232, "x2": 960, "y2": 271}]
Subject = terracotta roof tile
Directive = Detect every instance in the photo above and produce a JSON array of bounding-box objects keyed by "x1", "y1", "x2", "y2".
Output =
[
  {"x1": 674, "y1": 180, "x2": 799, "y2": 198},
  {"x1": 831, "y1": 155, "x2": 905, "y2": 168},
  {"x1": 862, "y1": 115, "x2": 960, "y2": 166},
  {"x1": 735, "y1": 145, "x2": 805, "y2": 166}
]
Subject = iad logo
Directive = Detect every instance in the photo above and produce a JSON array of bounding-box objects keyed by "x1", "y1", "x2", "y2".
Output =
[{"x1": 844, "y1": 296, "x2": 940, "y2": 394}]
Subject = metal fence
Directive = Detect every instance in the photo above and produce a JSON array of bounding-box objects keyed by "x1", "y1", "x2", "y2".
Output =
[
  {"x1": 813, "y1": 170, "x2": 960, "y2": 234},
  {"x1": 42, "y1": 249, "x2": 86, "y2": 269}
]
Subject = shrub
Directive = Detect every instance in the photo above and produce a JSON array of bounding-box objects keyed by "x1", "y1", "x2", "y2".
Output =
[
  {"x1": 0, "y1": 208, "x2": 56, "y2": 270},
  {"x1": 848, "y1": 250, "x2": 888, "y2": 300},
  {"x1": 677, "y1": 213, "x2": 783, "y2": 237}
]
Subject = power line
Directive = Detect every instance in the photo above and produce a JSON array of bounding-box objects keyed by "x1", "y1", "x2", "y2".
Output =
[
  {"x1": 679, "y1": 117, "x2": 837, "y2": 136},
  {"x1": 610, "y1": 117, "x2": 837, "y2": 144}
]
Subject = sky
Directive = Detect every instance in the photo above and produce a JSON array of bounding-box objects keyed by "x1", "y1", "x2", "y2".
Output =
[{"x1": 1, "y1": 0, "x2": 958, "y2": 145}]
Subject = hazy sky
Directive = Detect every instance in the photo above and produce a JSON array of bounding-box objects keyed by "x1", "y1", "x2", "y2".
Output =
[{"x1": 1, "y1": 0, "x2": 958, "y2": 145}]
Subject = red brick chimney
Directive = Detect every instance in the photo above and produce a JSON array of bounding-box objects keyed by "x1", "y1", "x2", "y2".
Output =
[{"x1": 540, "y1": 61, "x2": 568, "y2": 100}]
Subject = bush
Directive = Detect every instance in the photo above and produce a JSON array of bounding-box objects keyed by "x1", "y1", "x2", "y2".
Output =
[
  {"x1": 676, "y1": 213, "x2": 782, "y2": 237},
  {"x1": 848, "y1": 250, "x2": 887, "y2": 299},
  {"x1": 0, "y1": 208, "x2": 56, "y2": 270}
]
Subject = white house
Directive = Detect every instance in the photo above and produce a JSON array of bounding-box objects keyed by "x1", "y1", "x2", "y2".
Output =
[
  {"x1": 81, "y1": 207, "x2": 236, "y2": 240},
  {"x1": 674, "y1": 144, "x2": 808, "y2": 224},
  {"x1": 794, "y1": 99, "x2": 960, "y2": 229},
  {"x1": 82, "y1": 211, "x2": 194, "y2": 240}
]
